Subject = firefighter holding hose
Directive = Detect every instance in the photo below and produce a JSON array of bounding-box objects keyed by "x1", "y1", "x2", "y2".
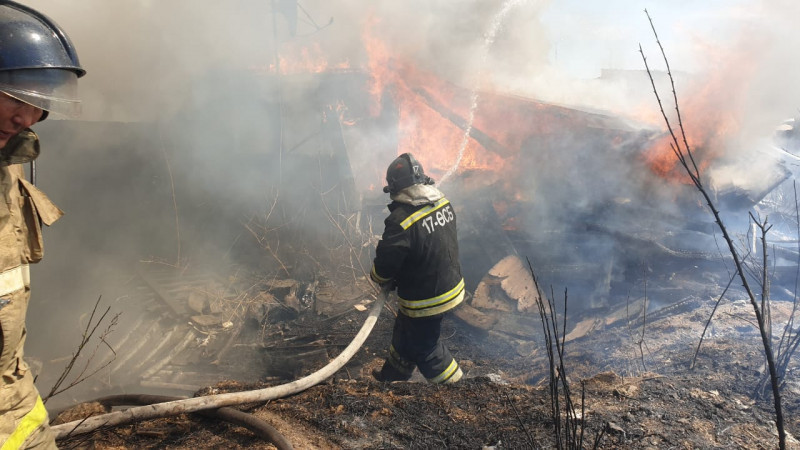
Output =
[
  {"x1": 0, "y1": 1, "x2": 85, "y2": 448},
  {"x1": 370, "y1": 153, "x2": 465, "y2": 383}
]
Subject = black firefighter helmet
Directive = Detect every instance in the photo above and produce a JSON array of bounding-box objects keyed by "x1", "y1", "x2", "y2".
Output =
[
  {"x1": 0, "y1": 1, "x2": 86, "y2": 120},
  {"x1": 383, "y1": 152, "x2": 435, "y2": 194}
]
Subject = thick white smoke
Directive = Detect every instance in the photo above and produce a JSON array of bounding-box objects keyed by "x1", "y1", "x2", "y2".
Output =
[{"x1": 19, "y1": 0, "x2": 800, "y2": 382}]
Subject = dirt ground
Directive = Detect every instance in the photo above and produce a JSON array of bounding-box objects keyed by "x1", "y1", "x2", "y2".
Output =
[{"x1": 53, "y1": 294, "x2": 800, "y2": 449}]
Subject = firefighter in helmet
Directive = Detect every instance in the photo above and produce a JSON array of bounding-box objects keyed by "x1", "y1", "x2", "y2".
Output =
[
  {"x1": 371, "y1": 153, "x2": 465, "y2": 383},
  {"x1": 0, "y1": 1, "x2": 85, "y2": 448}
]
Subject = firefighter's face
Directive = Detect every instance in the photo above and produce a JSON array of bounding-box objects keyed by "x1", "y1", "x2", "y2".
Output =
[{"x1": 0, "y1": 92, "x2": 43, "y2": 149}]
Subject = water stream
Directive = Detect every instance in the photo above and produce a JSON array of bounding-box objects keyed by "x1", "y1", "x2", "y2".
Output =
[{"x1": 439, "y1": 0, "x2": 527, "y2": 185}]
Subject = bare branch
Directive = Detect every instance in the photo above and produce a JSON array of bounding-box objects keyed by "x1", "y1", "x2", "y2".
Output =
[
  {"x1": 691, "y1": 271, "x2": 737, "y2": 369},
  {"x1": 44, "y1": 296, "x2": 120, "y2": 403},
  {"x1": 157, "y1": 128, "x2": 181, "y2": 267},
  {"x1": 641, "y1": 10, "x2": 786, "y2": 448},
  {"x1": 645, "y1": 9, "x2": 698, "y2": 176}
]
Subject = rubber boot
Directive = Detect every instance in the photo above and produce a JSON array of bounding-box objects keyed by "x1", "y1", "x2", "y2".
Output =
[{"x1": 372, "y1": 361, "x2": 413, "y2": 382}]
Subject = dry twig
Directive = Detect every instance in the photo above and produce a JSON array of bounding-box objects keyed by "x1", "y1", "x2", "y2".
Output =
[
  {"x1": 691, "y1": 271, "x2": 737, "y2": 370},
  {"x1": 528, "y1": 258, "x2": 599, "y2": 449},
  {"x1": 640, "y1": 9, "x2": 786, "y2": 448},
  {"x1": 157, "y1": 128, "x2": 181, "y2": 267},
  {"x1": 44, "y1": 296, "x2": 120, "y2": 403}
]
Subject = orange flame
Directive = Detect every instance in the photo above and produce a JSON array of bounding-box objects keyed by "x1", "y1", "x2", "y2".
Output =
[
  {"x1": 335, "y1": 101, "x2": 357, "y2": 126},
  {"x1": 250, "y1": 41, "x2": 350, "y2": 75},
  {"x1": 363, "y1": 20, "x2": 506, "y2": 177},
  {"x1": 640, "y1": 90, "x2": 739, "y2": 184},
  {"x1": 363, "y1": 16, "x2": 392, "y2": 116},
  {"x1": 639, "y1": 36, "x2": 760, "y2": 183}
]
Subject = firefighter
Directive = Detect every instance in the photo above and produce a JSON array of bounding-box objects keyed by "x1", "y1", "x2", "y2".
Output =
[
  {"x1": 0, "y1": 2, "x2": 85, "y2": 448},
  {"x1": 370, "y1": 153, "x2": 465, "y2": 383}
]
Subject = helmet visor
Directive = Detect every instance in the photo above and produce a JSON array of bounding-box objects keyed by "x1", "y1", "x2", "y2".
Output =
[{"x1": 0, "y1": 69, "x2": 81, "y2": 117}]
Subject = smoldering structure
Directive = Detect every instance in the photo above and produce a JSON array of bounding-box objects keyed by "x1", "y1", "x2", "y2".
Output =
[
  {"x1": 29, "y1": 58, "x2": 800, "y2": 407},
  {"x1": 23, "y1": 1, "x2": 800, "y2": 408}
]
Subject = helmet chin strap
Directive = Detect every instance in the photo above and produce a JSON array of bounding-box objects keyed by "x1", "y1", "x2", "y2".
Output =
[{"x1": 383, "y1": 176, "x2": 436, "y2": 194}]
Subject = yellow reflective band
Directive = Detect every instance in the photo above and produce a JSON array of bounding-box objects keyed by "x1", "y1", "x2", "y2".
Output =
[
  {"x1": 429, "y1": 359, "x2": 460, "y2": 384},
  {"x1": 399, "y1": 279, "x2": 464, "y2": 310},
  {"x1": 389, "y1": 345, "x2": 399, "y2": 359},
  {"x1": 399, "y1": 198, "x2": 450, "y2": 230},
  {"x1": 370, "y1": 265, "x2": 392, "y2": 284},
  {"x1": 400, "y1": 289, "x2": 465, "y2": 318},
  {"x1": 388, "y1": 345, "x2": 414, "y2": 373},
  {"x1": 447, "y1": 368, "x2": 464, "y2": 383},
  {"x1": 2, "y1": 396, "x2": 47, "y2": 450},
  {"x1": 0, "y1": 264, "x2": 29, "y2": 297}
]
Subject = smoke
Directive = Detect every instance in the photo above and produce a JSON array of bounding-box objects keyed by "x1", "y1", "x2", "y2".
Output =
[
  {"x1": 26, "y1": 0, "x2": 797, "y2": 163},
  {"x1": 22, "y1": 0, "x2": 557, "y2": 265},
  {"x1": 737, "y1": 1, "x2": 800, "y2": 139},
  {"x1": 21, "y1": 0, "x2": 551, "y2": 122},
  {"x1": 18, "y1": 0, "x2": 800, "y2": 370}
]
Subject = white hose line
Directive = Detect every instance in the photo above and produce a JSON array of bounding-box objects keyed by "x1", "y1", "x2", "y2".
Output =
[{"x1": 53, "y1": 292, "x2": 386, "y2": 440}]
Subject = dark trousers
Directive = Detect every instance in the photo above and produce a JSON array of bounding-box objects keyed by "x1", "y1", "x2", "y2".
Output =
[{"x1": 379, "y1": 313, "x2": 459, "y2": 382}]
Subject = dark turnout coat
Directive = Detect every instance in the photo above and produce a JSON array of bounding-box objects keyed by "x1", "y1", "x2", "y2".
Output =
[{"x1": 370, "y1": 196, "x2": 464, "y2": 318}]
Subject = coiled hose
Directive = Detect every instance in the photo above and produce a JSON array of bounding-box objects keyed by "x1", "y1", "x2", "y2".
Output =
[{"x1": 51, "y1": 292, "x2": 385, "y2": 442}]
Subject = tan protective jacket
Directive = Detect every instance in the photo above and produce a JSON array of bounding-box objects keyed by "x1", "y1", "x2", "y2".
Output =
[{"x1": 0, "y1": 130, "x2": 63, "y2": 449}]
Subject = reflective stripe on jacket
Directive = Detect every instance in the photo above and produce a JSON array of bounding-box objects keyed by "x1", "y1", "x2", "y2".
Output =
[
  {"x1": 371, "y1": 196, "x2": 464, "y2": 317},
  {"x1": 1, "y1": 395, "x2": 47, "y2": 450}
]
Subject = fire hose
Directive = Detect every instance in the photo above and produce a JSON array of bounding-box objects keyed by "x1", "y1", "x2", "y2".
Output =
[
  {"x1": 85, "y1": 394, "x2": 293, "y2": 450},
  {"x1": 51, "y1": 291, "x2": 386, "y2": 441}
]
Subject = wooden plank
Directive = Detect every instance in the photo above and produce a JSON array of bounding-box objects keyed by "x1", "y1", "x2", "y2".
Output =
[
  {"x1": 493, "y1": 313, "x2": 540, "y2": 339},
  {"x1": 137, "y1": 266, "x2": 189, "y2": 317},
  {"x1": 492, "y1": 255, "x2": 540, "y2": 313},
  {"x1": 453, "y1": 303, "x2": 498, "y2": 330}
]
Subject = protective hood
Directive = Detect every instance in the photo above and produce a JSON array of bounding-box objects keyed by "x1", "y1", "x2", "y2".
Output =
[
  {"x1": 390, "y1": 184, "x2": 445, "y2": 206},
  {"x1": 0, "y1": 128, "x2": 39, "y2": 166}
]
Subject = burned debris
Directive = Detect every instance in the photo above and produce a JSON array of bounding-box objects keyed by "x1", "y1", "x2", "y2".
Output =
[
  {"x1": 24, "y1": 39, "x2": 800, "y2": 449},
  {"x1": 35, "y1": 64, "x2": 800, "y2": 405}
]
